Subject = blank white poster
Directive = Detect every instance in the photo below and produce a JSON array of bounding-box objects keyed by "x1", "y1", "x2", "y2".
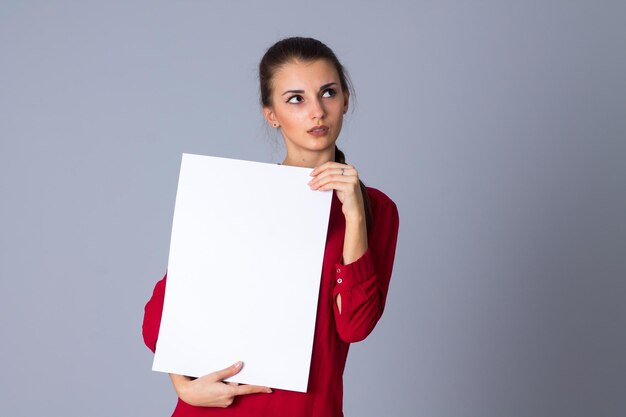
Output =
[{"x1": 152, "y1": 154, "x2": 333, "y2": 392}]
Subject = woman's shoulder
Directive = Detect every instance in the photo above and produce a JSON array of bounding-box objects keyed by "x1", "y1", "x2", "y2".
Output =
[
  {"x1": 365, "y1": 186, "x2": 397, "y2": 207},
  {"x1": 364, "y1": 186, "x2": 399, "y2": 237},
  {"x1": 365, "y1": 186, "x2": 398, "y2": 218}
]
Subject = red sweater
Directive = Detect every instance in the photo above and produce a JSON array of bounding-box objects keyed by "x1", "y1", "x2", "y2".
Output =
[{"x1": 143, "y1": 187, "x2": 399, "y2": 417}]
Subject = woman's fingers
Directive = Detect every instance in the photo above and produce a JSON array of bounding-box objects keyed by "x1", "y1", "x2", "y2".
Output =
[
  {"x1": 309, "y1": 164, "x2": 359, "y2": 191},
  {"x1": 310, "y1": 173, "x2": 359, "y2": 191},
  {"x1": 312, "y1": 178, "x2": 356, "y2": 192},
  {"x1": 310, "y1": 163, "x2": 355, "y2": 178},
  {"x1": 210, "y1": 361, "x2": 243, "y2": 381},
  {"x1": 310, "y1": 161, "x2": 355, "y2": 175},
  {"x1": 168, "y1": 362, "x2": 272, "y2": 408},
  {"x1": 310, "y1": 167, "x2": 356, "y2": 184},
  {"x1": 210, "y1": 361, "x2": 272, "y2": 396},
  {"x1": 234, "y1": 384, "x2": 273, "y2": 395},
  {"x1": 309, "y1": 161, "x2": 340, "y2": 176}
]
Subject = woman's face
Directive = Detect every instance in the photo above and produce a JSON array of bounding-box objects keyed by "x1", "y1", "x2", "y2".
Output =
[{"x1": 263, "y1": 59, "x2": 349, "y2": 165}]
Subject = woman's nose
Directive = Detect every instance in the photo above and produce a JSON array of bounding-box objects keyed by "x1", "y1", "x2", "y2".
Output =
[{"x1": 309, "y1": 98, "x2": 325, "y2": 120}]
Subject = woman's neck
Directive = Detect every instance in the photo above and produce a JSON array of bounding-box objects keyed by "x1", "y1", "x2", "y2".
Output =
[{"x1": 282, "y1": 148, "x2": 335, "y2": 168}]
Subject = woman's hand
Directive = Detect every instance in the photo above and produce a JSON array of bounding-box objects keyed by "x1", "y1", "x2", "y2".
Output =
[
  {"x1": 308, "y1": 162, "x2": 365, "y2": 221},
  {"x1": 169, "y1": 361, "x2": 272, "y2": 408}
]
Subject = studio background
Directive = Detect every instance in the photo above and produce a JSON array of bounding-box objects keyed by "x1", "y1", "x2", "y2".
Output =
[{"x1": 1, "y1": 1, "x2": 625, "y2": 416}]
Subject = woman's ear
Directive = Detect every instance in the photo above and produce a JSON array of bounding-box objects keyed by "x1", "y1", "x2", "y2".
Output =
[
  {"x1": 343, "y1": 91, "x2": 350, "y2": 114},
  {"x1": 263, "y1": 106, "x2": 279, "y2": 128}
]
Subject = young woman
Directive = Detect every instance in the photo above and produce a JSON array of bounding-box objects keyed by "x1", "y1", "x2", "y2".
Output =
[{"x1": 142, "y1": 36, "x2": 400, "y2": 417}]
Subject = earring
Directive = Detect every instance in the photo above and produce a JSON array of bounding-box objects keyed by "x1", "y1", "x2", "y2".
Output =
[{"x1": 273, "y1": 123, "x2": 279, "y2": 128}]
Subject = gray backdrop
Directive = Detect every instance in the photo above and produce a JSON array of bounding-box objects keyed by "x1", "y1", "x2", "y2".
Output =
[{"x1": 1, "y1": 1, "x2": 625, "y2": 416}]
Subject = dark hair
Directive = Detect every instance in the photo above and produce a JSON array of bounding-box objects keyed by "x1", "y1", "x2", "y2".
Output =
[
  {"x1": 259, "y1": 36, "x2": 352, "y2": 107},
  {"x1": 259, "y1": 36, "x2": 373, "y2": 234}
]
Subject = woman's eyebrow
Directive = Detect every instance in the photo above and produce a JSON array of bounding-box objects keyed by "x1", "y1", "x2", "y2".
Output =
[
  {"x1": 282, "y1": 89, "x2": 304, "y2": 96},
  {"x1": 319, "y1": 82, "x2": 338, "y2": 91},
  {"x1": 281, "y1": 82, "x2": 338, "y2": 96}
]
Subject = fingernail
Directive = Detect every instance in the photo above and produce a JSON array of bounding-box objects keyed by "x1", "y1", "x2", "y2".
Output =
[
  {"x1": 266, "y1": 388, "x2": 273, "y2": 393},
  {"x1": 234, "y1": 361, "x2": 242, "y2": 368}
]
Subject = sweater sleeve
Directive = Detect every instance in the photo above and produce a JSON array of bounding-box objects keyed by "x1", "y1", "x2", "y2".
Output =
[
  {"x1": 332, "y1": 193, "x2": 400, "y2": 343},
  {"x1": 142, "y1": 274, "x2": 167, "y2": 353}
]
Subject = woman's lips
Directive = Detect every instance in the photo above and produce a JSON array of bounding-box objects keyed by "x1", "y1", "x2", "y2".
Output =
[{"x1": 307, "y1": 125, "x2": 329, "y2": 137}]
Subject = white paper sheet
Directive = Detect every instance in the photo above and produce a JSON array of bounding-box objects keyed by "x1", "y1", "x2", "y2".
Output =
[{"x1": 152, "y1": 153, "x2": 333, "y2": 392}]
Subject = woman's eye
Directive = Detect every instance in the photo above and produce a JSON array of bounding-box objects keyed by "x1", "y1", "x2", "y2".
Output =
[
  {"x1": 322, "y1": 88, "x2": 337, "y2": 98},
  {"x1": 287, "y1": 95, "x2": 304, "y2": 104}
]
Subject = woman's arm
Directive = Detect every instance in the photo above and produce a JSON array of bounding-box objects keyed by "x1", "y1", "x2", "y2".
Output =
[
  {"x1": 142, "y1": 274, "x2": 167, "y2": 352},
  {"x1": 309, "y1": 163, "x2": 400, "y2": 343},
  {"x1": 332, "y1": 197, "x2": 399, "y2": 342},
  {"x1": 337, "y1": 207, "x2": 368, "y2": 314},
  {"x1": 142, "y1": 276, "x2": 271, "y2": 407}
]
